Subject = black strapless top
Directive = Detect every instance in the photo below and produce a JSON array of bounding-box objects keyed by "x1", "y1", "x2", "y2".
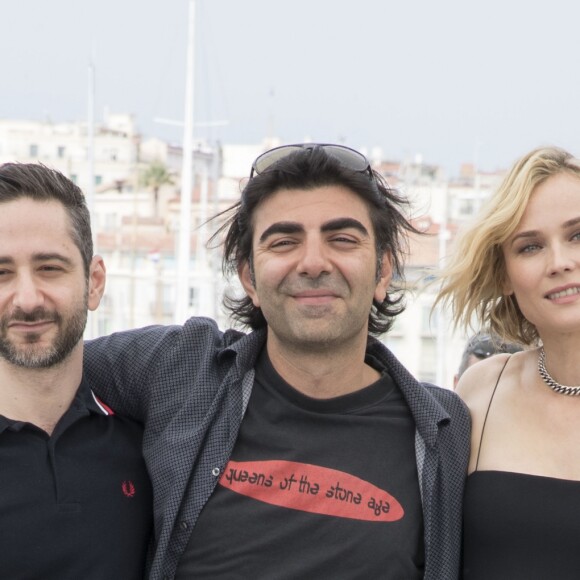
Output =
[{"x1": 463, "y1": 470, "x2": 580, "y2": 579}]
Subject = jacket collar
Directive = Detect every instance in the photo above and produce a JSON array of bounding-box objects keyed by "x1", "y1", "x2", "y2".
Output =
[
  {"x1": 218, "y1": 329, "x2": 448, "y2": 447},
  {"x1": 217, "y1": 327, "x2": 267, "y2": 373},
  {"x1": 366, "y1": 337, "x2": 451, "y2": 448}
]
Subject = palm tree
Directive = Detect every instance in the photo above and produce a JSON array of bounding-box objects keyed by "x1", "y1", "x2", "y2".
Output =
[{"x1": 141, "y1": 160, "x2": 174, "y2": 216}]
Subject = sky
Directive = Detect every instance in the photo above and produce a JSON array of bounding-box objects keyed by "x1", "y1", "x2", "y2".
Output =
[{"x1": 4, "y1": 0, "x2": 579, "y2": 175}]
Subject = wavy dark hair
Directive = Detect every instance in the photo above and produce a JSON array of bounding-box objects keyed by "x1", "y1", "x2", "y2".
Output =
[
  {"x1": 212, "y1": 146, "x2": 421, "y2": 336},
  {"x1": 0, "y1": 162, "x2": 92, "y2": 277}
]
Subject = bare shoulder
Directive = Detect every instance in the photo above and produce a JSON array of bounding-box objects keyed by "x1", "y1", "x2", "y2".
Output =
[
  {"x1": 455, "y1": 352, "x2": 513, "y2": 408},
  {"x1": 455, "y1": 350, "x2": 533, "y2": 472},
  {"x1": 455, "y1": 351, "x2": 534, "y2": 421}
]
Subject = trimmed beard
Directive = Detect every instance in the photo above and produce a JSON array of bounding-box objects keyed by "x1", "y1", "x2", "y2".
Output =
[{"x1": 0, "y1": 294, "x2": 88, "y2": 369}]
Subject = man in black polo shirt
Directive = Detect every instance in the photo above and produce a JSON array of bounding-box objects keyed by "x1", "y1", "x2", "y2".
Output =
[{"x1": 0, "y1": 163, "x2": 152, "y2": 579}]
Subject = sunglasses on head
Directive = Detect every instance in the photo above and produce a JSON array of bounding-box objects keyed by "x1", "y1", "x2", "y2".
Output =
[
  {"x1": 469, "y1": 335, "x2": 521, "y2": 359},
  {"x1": 250, "y1": 143, "x2": 372, "y2": 179}
]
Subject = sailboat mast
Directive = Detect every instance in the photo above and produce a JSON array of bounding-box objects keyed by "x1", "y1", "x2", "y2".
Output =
[{"x1": 175, "y1": 0, "x2": 196, "y2": 323}]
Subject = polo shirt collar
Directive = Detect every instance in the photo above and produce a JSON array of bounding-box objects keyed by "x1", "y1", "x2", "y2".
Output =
[{"x1": 0, "y1": 377, "x2": 115, "y2": 435}]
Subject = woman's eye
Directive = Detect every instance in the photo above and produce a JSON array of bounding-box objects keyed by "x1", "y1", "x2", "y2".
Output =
[{"x1": 518, "y1": 243, "x2": 541, "y2": 254}]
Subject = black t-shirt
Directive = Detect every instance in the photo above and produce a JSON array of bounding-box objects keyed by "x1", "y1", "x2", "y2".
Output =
[
  {"x1": 0, "y1": 380, "x2": 153, "y2": 580},
  {"x1": 177, "y1": 351, "x2": 424, "y2": 579}
]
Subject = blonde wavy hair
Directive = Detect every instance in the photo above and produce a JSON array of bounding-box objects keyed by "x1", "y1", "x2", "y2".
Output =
[{"x1": 435, "y1": 146, "x2": 580, "y2": 345}]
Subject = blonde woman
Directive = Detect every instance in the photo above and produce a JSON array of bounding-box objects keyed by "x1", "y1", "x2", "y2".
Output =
[{"x1": 436, "y1": 146, "x2": 580, "y2": 579}]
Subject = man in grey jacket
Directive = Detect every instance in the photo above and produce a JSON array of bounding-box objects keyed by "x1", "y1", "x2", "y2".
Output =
[{"x1": 85, "y1": 144, "x2": 470, "y2": 579}]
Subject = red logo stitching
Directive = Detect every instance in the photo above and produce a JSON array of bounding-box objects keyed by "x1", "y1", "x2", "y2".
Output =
[{"x1": 122, "y1": 480, "x2": 136, "y2": 498}]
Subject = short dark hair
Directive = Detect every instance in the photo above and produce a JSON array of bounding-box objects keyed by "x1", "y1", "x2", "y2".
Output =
[
  {"x1": 213, "y1": 145, "x2": 421, "y2": 335},
  {"x1": 0, "y1": 163, "x2": 92, "y2": 276},
  {"x1": 457, "y1": 332, "x2": 523, "y2": 378}
]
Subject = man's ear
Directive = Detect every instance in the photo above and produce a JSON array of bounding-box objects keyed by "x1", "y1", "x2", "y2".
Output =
[
  {"x1": 88, "y1": 255, "x2": 106, "y2": 312},
  {"x1": 374, "y1": 251, "x2": 393, "y2": 303},
  {"x1": 238, "y1": 260, "x2": 260, "y2": 307}
]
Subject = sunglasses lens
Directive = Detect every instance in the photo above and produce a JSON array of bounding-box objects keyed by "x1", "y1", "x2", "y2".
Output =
[
  {"x1": 252, "y1": 144, "x2": 370, "y2": 176},
  {"x1": 253, "y1": 146, "x2": 302, "y2": 175},
  {"x1": 323, "y1": 145, "x2": 369, "y2": 172},
  {"x1": 472, "y1": 347, "x2": 492, "y2": 358}
]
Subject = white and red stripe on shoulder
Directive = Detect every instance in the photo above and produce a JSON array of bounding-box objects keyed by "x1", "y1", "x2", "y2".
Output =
[{"x1": 91, "y1": 391, "x2": 116, "y2": 416}]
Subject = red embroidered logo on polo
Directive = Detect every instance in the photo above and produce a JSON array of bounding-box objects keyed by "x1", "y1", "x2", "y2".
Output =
[
  {"x1": 122, "y1": 480, "x2": 136, "y2": 498},
  {"x1": 219, "y1": 460, "x2": 404, "y2": 522}
]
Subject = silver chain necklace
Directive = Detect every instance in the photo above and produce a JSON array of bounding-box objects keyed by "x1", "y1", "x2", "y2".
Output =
[{"x1": 538, "y1": 348, "x2": 580, "y2": 396}]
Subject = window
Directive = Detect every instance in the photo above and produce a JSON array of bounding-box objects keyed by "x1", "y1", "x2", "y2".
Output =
[
  {"x1": 419, "y1": 337, "x2": 437, "y2": 382},
  {"x1": 422, "y1": 305, "x2": 437, "y2": 335},
  {"x1": 95, "y1": 175, "x2": 102, "y2": 185},
  {"x1": 383, "y1": 336, "x2": 404, "y2": 359},
  {"x1": 458, "y1": 198, "x2": 476, "y2": 217},
  {"x1": 57, "y1": 146, "x2": 66, "y2": 158},
  {"x1": 29, "y1": 144, "x2": 38, "y2": 157},
  {"x1": 104, "y1": 213, "x2": 117, "y2": 231}
]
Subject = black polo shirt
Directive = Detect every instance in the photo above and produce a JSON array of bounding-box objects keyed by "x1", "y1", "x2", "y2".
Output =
[{"x1": 0, "y1": 378, "x2": 153, "y2": 580}]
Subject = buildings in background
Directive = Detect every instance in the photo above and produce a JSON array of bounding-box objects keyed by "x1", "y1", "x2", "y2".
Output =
[
  {"x1": 0, "y1": 114, "x2": 139, "y2": 193},
  {"x1": 0, "y1": 114, "x2": 506, "y2": 387}
]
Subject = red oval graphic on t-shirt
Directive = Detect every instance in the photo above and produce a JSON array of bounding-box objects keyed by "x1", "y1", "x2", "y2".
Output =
[{"x1": 219, "y1": 459, "x2": 404, "y2": 522}]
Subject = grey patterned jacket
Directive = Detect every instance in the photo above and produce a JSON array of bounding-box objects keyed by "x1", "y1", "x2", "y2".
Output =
[{"x1": 84, "y1": 317, "x2": 470, "y2": 580}]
